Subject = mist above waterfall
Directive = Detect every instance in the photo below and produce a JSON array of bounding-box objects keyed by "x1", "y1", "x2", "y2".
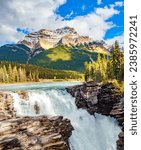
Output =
[{"x1": 9, "y1": 84, "x2": 121, "y2": 150}]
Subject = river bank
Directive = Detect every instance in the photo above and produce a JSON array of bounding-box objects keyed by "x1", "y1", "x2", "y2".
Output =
[{"x1": 0, "y1": 79, "x2": 84, "y2": 85}]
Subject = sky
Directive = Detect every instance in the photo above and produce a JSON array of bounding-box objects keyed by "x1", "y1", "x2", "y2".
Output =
[{"x1": 0, "y1": 0, "x2": 124, "y2": 46}]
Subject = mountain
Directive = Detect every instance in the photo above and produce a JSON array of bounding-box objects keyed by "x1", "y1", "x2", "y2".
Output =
[
  {"x1": 0, "y1": 44, "x2": 29, "y2": 63},
  {"x1": 0, "y1": 27, "x2": 110, "y2": 72},
  {"x1": 19, "y1": 26, "x2": 109, "y2": 54}
]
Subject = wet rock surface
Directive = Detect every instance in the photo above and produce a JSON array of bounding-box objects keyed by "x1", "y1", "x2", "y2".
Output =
[
  {"x1": 0, "y1": 116, "x2": 73, "y2": 150},
  {"x1": 66, "y1": 82, "x2": 101, "y2": 115},
  {"x1": 116, "y1": 130, "x2": 124, "y2": 150},
  {"x1": 0, "y1": 91, "x2": 73, "y2": 150},
  {"x1": 0, "y1": 92, "x2": 16, "y2": 121},
  {"x1": 66, "y1": 81, "x2": 124, "y2": 150},
  {"x1": 17, "y1": 91, "x2": 29, "y2": 100}
]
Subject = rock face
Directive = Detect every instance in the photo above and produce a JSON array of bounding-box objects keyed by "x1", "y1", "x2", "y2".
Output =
[
  {"x1": 0, "y1": 92, "x2": 16, "y2": 121},
  {"x1": 19, "y1": 26, "x2": 109, "y2": 54},
  {"x1": 116, "y1": 131, "x2": 124, "y2": 150},
  {"x1": 0, "y1": 116, "x2": 73, "y2": 150},
  {"x1": 66, "y1": 81, "x2": 124, "y2": 150},
  {"x1": 17, "y1": 91, "x2": 29, "y2": 100},
  {"x1": 0, "y1": 92, "x2": 73, "y2": 150},
  {"x1": 66, "y1": 82, "x2": 101, "y2": 115}
]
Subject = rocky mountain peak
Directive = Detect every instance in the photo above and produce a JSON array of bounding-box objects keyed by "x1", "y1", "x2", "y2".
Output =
[
  {"x1": 18, "y1": 26, "x2": 109, "y2": 55},
  {"x1": 55, "y1": 26, "x2": 78, "y2": 35}
]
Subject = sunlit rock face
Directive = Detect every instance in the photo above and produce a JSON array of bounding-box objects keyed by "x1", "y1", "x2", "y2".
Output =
[
  {"x1": 0, "y1": 116, "x2": 73, "y2": 150},
  {"x1": 19, "y1": 26, "x2": 109, "y2": 54}
]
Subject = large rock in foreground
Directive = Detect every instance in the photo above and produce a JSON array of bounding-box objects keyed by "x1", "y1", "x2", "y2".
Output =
[
  {"x1": 0, "y1": 92, "x2": 73, "y2": 150},
  {"x1": 0, "y1": 116, "x2": 73, "y2": 150}
]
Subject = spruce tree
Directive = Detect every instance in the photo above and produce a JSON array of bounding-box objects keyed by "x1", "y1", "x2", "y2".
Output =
[
  {"x1": 112, "y1": 41, "x2": 124, "y2": 81},
  {"x1": 3, "y1": 65, "x2": 8, "y2": 83},
  {"x1": 0, "y1": 68, "x2": 3, "y2": 82},
  {"x1": 8, "y1": 64, "x2": 13, "y2": 82},
  {"x1": 13, "y1": 66, "x2": 19, "y2": 82}
]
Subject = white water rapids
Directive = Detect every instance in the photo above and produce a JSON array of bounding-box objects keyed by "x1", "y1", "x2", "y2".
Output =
[{"x1": 1, "y1": 82, "x2": 121, "y2": 150}]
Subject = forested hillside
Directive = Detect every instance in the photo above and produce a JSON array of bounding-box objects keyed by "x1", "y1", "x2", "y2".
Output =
[
  {"x1": 0, "y1": 61, "x2": 84, "y2": 83},
  {"x1": 84, "y1": 41, "x2": 124, "y2": 82}
]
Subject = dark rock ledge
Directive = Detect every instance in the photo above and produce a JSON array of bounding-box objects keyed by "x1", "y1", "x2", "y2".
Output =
[
  {"x1": 66, "y1": 81, "x2": 124, "y2": 150},
  {"x1": 0, "y1": 92, "x2": 73, "y2": 150}
]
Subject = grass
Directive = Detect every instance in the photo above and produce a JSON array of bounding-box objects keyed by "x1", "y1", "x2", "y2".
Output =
[
  {"x1": 102, "y1": 79, "x2": 124, "y2": 94},
  {"x1": 47, "y1": 46, "x2": 72, "y2": 61},
  {"x1": 30, "y1": 45, "x2": 99, "y2": 72},
  {"x1": 112, "y1": 79, "x2": 124, "y2": 94}
]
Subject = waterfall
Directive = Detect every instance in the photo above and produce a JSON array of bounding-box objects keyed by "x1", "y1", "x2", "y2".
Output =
[{"x1": 10, "y1": 89, "x2": 121, "y2": 150}]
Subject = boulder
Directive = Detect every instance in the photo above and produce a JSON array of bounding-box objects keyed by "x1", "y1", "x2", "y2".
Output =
[
  {"x1": 0, "y1": 116, "x2": 73, "y2": 150},
  {"x1": 17, "y1": 91, "x2": 29, "y2": 100}
]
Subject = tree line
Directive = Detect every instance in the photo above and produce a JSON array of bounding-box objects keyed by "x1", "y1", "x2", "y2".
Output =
[
  {"x1": 84, "y1": 41, "x2": 124, "y2": 82},
  {"x1": 0, "y1": 63, "x2": 39, "y2": 83},
  {"x1": 0, "y1": 61, "x2": 84, "y2": 83}
]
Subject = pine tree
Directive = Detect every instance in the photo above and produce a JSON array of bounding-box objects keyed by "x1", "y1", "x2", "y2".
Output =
[
  {"x1": 29, "y1": 71, "x2": 33, "y2": 81},
  {"x1": 101, "y1": 55, "x2": 108, "y2": 81},
  {"x1": 32, "y1": 72, "x2": 36, "y2": 82},
  {"x1": 107, "y1": 59, "x2": 114, "y2": 79},
  {"x1": 8, "y1": 64, "x2": 13, "y2": 82},
  {"x1": 13, "y1": 66, "x2": 19, "y2": 82},
  {"x1": 18, "y1": 67, "x2": 26, "y2": 82},
  {"x1": 3, "y1": 65, "x2": 8, "y2": 83},
  {"x1": 22, "y1": 68, "x2": 27, "y2": 82},
  {"x1": 35, "y1": 70, "x2": 39, "y2": 82},
  {"x1": 0, "y1": 68, "x2": 3, "y2": 82},
  {"x1": 112, "y1": 41, "x2": 124, "y2": 81}
]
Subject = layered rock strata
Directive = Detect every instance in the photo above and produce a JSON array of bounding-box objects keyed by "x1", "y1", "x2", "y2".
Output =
[{"x1": 0, "y1": 92, "x2": 73, "y2": 150}]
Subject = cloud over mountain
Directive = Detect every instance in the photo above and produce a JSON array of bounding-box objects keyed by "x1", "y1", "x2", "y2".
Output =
[{"x1": 0, "y1": 0, "x2": 123, "y2": 46}]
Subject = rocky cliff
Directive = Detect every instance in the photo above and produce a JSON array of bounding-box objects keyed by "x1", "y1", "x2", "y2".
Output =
[
  {"x1": 0, "y1": 92, "x2": 73, "y2": 150},
  {"x1": 66, "y1": 81, "x2": 124, "y2": 150},
  {"x1": 19, "y1": 26, "x2": 109, "y2": 55}
]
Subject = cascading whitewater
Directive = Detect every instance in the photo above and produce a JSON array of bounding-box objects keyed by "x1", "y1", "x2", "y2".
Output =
[{"x1": 10, "y1": 89, "x2": 121, "y2": 150}]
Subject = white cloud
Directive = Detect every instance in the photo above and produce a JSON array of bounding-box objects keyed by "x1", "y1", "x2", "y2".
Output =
[
  {"x1": 110, "y1": 1, "x2": 124, "y2": 8},
  {"x1": 95, "y1": 6, "x2": 119, "y2": 20},
  {"x1": 97, "y1": 0, "x2": 102, "y2": 5},
  {"x1": 66, "y1": 13, "x2": 114, "y2": 40},
  {"x1": 0, "y1": 0, "x2": 66, "y2": 43},
  {"x1": 65, "y1": 10, "x2": 74, "y2": 19},
  {"x1": 82, "y1": 5, "x2": 86, "y2": 11},
  {"x1": 0, "y1": 0, "x2": 122, "y2": 45},
  {"x1": 106, "y1": 34, "x2": 124, "y2": 47},
  {"x1": 115, "y1": 1, "x2": 124, "y2": 7}
]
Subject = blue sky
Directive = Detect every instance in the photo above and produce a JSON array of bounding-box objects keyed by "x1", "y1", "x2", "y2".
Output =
[
  {"x1": 56, "y1": 0, "x2": 124, "y2": 41},
  {"x1": 0, "y1": 0, "x2": 124, "y2": 46}
]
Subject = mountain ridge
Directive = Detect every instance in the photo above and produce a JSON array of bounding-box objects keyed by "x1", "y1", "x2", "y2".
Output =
[
  {"x1": 0, "y1": 27, "x2": 111, "y2": 72},
  {"x1": 18, "y1": 26, "x2": 110, "y2": 54}
]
